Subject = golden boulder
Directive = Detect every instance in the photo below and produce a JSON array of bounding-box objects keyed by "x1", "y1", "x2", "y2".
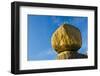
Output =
[{"x1": 51, "y1": 23, "x2": 87, "y2": 59}]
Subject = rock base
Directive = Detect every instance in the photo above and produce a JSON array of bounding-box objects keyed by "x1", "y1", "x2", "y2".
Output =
[{"x1": 57, "y1": 51, "x2": 87, "y2": 59}]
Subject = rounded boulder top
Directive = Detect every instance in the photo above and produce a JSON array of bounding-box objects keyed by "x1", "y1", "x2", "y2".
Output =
[{"x1": 51, "y1": 23, "x2": 82, "y2": 53}]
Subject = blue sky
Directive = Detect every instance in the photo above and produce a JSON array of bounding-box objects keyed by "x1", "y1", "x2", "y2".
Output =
[{"x1": 28, "y1": 15, "x2": 88, "y2": 61}]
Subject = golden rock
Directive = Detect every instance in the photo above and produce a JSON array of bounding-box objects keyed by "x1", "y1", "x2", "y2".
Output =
[{"x1": 51, "y1": 23, "x2": 82, "y2": 53}]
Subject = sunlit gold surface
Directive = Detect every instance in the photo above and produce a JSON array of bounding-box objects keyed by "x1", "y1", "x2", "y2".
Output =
[{"x1": 51, "y1": 23, "x2": 82, "y2": 53}]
